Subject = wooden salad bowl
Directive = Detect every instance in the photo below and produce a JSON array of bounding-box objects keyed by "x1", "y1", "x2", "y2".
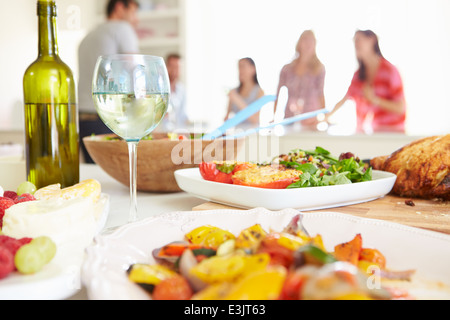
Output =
[{"x1": 83, "y1": 133, "x2": 244, "y2": 192}]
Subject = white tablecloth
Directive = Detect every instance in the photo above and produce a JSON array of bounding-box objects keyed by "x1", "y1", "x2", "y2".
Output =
[{"x1": 80, "y1": 163, "x2": 204, "y2": 228}]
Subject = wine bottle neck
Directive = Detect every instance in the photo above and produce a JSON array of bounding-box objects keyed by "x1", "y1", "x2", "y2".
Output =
[{"x1": 37, "y1": 1, "x2": 59, "y2": 58}]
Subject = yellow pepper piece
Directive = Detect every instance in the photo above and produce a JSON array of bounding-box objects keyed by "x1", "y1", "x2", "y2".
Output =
[
  {"x1": 185, "y1": 225, "x2": 235, "y2": 247},
  {"x1": 310, "y1": 234, "x2": 326, "y2": 251},
  {"x1": 240, "y1": 253, "x2": 271, "y2": 277},
  {"x1": 189, "y1": 255, "x2": 246, "y2": 284},
  {"x1": 224, "y1": 266, "x2": 287, "y2": 300},
  {"x1": 276, "y1": 232, "x2": 308, "y2": 251},
  {"x1": 235, "y1": 224, "x2": 267, "y2": 251},
  {"x1": 357, "y1": 260, "x2": 382, "y2": 277},
  {"x1": 128, "y1": 263, "x2": 176, "y2": 286},
  {"x1": 296, "y1": 230, "x2": 311, "y2": 242}
]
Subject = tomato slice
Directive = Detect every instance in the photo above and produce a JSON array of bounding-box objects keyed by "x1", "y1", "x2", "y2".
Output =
[
  {"x1": 152, "y1": 275, "x2": 193, "y2": 300},
  {"x1": 279, "y1": 271, "x2": 308, "y2": 300},
  {"x1": 199, "y1": 162, "x2": 233, "y2": 183},
  {"x1": 257, "y1": 236, "x2": 295, "y2": 268},
  {"x1": 199, "y1": 162, "x2": 256, "y2": 184}
]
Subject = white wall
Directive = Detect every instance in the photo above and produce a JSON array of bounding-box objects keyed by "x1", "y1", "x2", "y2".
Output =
[
  {"x1": 185, "y1": 0, "x2": 450, "y2": 135},
  {"x1": 0, "y1": 0, "x2": 98, "y2": 131}
]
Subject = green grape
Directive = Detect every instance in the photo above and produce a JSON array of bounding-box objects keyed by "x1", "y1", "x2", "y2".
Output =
[
  {"x1": 14, "y1": 236, "x2": 57, "y2": 274},
  {"x1": 31, "y1": 236, "x2": 56, "y2": 264},
  {"x1": 17, "y1": 181, "x2": 37, "y2": 196},
  {"x1": 14, "y1": 243, "x2": 46, "y2": 274}
]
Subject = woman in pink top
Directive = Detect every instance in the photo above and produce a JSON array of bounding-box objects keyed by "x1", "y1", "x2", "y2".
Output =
[
  {"x1": 275, "y1": 30, "x2": 326, "y2": 128},
  {"x1": 327, "y1": 30, "x2": 406, "y2": 133}
]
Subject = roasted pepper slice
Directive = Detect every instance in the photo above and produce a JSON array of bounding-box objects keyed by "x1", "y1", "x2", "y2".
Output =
[
  {"x1": 127, "y1": 263, "x2": 176, "y2": 293},
  {"x1": 185, "y1": 225, "x2": 235, "y2": 247},
  {"x1": 333, "y1": 234, "x2": 363, "y2": 266},
  {"x1": 234, "y1": 223, "x2": 268, "y2": 251},
  {"x1": 224, "y1": 266, "x2": 287, "y2": 300},
  {"x1": 199, "y1": 161, "x2": 255, "y2": 184},
  {"x1": 156, "y1": 242, "x2": 216, "y2": 262},
  {"x1": 192, "y1": 265, "x2": 286, "y2": 300},
  {"x1": 189, "y1": 255, "x2": 246, "y2": 283},
  {"x1": 359, "y1": 248, "x2": 386, "y2": 269},
  {"x1": 231, "y1": 166, "x2": 301, "y2": 189}
]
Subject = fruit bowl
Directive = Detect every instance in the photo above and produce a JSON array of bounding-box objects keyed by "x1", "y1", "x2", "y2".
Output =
[{"x1": 83, "y1": 133, "x2": 244, "y2": 192}]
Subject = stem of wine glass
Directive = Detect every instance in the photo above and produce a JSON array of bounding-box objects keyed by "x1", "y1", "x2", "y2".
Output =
[{"x1": 127, "y1": 140, "x2": 139, "y2": 223}]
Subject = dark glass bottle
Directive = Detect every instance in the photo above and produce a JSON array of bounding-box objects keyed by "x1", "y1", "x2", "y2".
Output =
[{"x1": 23, "y1": 0, "x2": 79, "y2": 189}]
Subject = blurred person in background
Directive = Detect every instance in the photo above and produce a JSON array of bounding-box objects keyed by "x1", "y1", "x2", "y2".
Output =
[
  {"x1": 77, "y1": 0, "x2": 140, "y2": 163},
  {"x1": 326, "y1": 30, "x2": 406, "y2": 133},
  {"x1": 225, "y1": 57, "x2": 265, "y2": 126},
  {"x1": 274, "y1": 30, "x2": 326, "y2": 129},
  {"x1": 164, "y1": 53, "x2": 188, "y2": 131}
]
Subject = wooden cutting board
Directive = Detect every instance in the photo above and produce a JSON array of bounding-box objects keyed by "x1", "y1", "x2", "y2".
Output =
[{"x1": 192, "y1": 195, "x2": 450, "y2": 235}]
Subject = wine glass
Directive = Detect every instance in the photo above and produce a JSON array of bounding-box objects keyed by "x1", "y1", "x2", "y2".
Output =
[{"x1": 92, "y1": 54, "x2": 170, "y2": 224}]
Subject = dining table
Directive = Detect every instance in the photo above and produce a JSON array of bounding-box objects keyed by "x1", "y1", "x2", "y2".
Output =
[
  {"x1": 68, "y1": 162, "x2": 450, "y2": 300},
  {"x1": 67, "y1": 163, "x2": 205, "y2": 299}
]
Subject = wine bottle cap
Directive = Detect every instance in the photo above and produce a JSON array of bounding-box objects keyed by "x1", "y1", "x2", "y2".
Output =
[{"x1": 37, "y1": 0, "x2": 57, "y2": 16}]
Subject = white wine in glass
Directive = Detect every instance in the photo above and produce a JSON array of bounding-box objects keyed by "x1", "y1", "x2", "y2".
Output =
[{"x1": 92, "y1": 54, "x2": 170, "y2": 224}]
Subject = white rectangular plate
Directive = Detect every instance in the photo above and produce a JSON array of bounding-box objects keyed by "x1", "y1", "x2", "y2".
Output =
[{"x1": 174, "y1": 168, "x2": 397, "y2": 210}]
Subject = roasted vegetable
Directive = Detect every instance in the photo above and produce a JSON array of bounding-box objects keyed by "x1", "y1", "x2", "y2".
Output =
[
  {"x1": 359, "y1": 248, "x2": 387, "y2": 269},
  {"x1": 192, "y1": 266, "x2": 286, "y2": 300},
  {"x1": 234, "y1": 224, "x2": 267, "y2": 251},
  {"x1": 152, "y1": 274, "x2": 193, "y2": 300},
  {"x1": 199, "y1": 161, "x2": 255, "y2": 184},
  {"x1": 127, "y1": 214, "x2": 417, "y2": 300},
  {"x1": 333, "y1": 233, "x2": 363, "y2": 265},
  {"x1": 127, "y1": 263, "x2": 176, "y2": 293},
  {"x1": 185, "y1": 225, "x2": 235, "y2": 247},
  {"x1": 231, "y1": 165, "x2": 301, "y2": 189}
]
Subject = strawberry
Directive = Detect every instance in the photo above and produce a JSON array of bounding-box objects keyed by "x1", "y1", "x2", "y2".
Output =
[
  {"x1": 3, "y1": 191, "x2": 17, "y2": 201},
  {"x1": 14, "y1": 193, "x2": 36, "y2": 204},
  {"x1": 0, "y1": 247, "x2": 14, "y2": 279},
  {"x1": 0, "y1": 235, "x2": 32, "y2": 256},
  {"x1": 0, "y1": 235, "x2": 32, "y2": 271},
  {"x1": 0, "y1": 197, "x2": 15, "y2": 228}
]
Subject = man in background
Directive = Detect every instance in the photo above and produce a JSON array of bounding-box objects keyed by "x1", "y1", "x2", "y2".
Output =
[
  {"x1": 78, "y1": 0, "x2": 140, "y2": 163},
  {"x1": 165, "y1": 53, "x2": 188, "y2": 131}
]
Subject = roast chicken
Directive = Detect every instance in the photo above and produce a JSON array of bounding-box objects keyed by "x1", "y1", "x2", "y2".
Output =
[{"x1": 370, "y1": 134, "x2": 450, "y2": 200}]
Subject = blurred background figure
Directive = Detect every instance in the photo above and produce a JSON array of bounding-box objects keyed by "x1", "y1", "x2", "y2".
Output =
[
  {"x1": 274, "y1": 30, "x2": 326, "y2": 129},
  {"x1": 327, "y1": 30, "x2": 406, "y2": 133},
  {"x1": 164, "y1": 53, "x2": 188, "y2": 131},
  {"x1": 78, "y1": 0, "x2": 140, "y2": 163},
  {"x1": 225, "y1": 57, "x2": 265, "y2": 126}
]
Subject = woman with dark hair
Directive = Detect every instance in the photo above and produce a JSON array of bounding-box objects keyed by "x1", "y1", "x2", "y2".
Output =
[
  {"x1": 225, "y1": 57, "x2": 265, "y2": 125},
  {"x1": 327, "y1": 30, "x2": 406, "y2": 133}
]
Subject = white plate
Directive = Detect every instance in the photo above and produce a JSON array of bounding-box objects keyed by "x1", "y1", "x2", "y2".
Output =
[
  {"x1": 0, "y1": 193, "x2": 110, "y2": 300},
  {"x1": 82, "y1": 208, "x2": 450, "y2": 300},
  {"x1": 174, "y1": 168, "x2": 397, "y2": 210}
]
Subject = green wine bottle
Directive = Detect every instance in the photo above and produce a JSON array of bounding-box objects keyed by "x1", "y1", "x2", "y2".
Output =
[{"x1": 23, "y1": 0, "x2": 79, "y2": 189}]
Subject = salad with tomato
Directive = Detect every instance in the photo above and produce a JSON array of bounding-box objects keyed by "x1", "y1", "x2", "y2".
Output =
[
  {"x1": 127, "y1": 215, "x2": 415, "y2": 300},
  {"x1": 199, "y1": 147, "x2": 372, "y2": 189}
]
